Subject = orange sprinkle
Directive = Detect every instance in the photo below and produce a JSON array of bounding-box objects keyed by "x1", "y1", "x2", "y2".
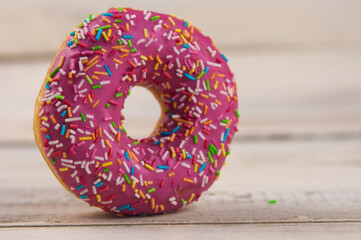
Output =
[
  {"x1": 183, "y1": 178, "x2": 194, "y2": 183},
  {"x1": 168, "y1": 172, "x2": 175, "y2": 178},
  {"x1": 50, "y1": 115, "x2": 57, "y2": 124},
  {"x1": 92, "y1": 99, "x2": 100, "y2": 108},
  {"x1": 101, "y1": 17, "x2": 111, "y2": 23}
]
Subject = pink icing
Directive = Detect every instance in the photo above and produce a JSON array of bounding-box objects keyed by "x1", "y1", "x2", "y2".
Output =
[{"x1": 37, "y1": 7, "x2": 239, "y2": 215}]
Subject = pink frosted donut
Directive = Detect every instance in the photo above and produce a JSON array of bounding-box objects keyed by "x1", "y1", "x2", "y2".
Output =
[{"x1": 34, "y1": 7, "x2": 239, "y2": 216}]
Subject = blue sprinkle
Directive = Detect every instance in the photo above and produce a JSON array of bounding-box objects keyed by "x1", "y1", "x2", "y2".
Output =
[
  {"x1": 160, "y1": 132, "x2": 172, "y2": 136},
  {"x1": 60, "y1": 125, "x2": 66, "y2": 136},
  {"x1": 119, "y1": 204, "x2": 130, "y2": 210},
  {"x1": 125, "y1": 151, "x2": 130, "y2": 161},
  {"x1": 102, "y1": 13, "x2": 113, "y2": 16},
  {"x1": 186, "y1": 152, "x2": 192, "y2": 159},
  {"x1": 184, "y1": 21, "x2": 188, "y2": 27},
  {"x1": 61, "y1": 110, "x2": 67, "y2": 117},
  {"x1": 95, "y1": 182, "x2": 103, "y2": 187},
  {"x1": 223, "y1": 127, "x2": 230, "y2": 143},
  {"x1": 67, "y1": 41, "x2": 73, "y2": 47},
  {"x1": 129, "y1": 207, "x2": 135, "y2": 211},
  {"x1": 76, "y1": 185, "x2": 84, "y2": 190},
  {"x1": 130, "y1": 167, "x2": 134, "y2": 175},
  {"x1": 199, "y1": 163, "x2": 207, "y2": 172},
  {"x1": 46, "y1": 135, "x2": 50, "y2": 139},
  {"x1": 182, "y1": 44, "x2": 189, "y2": 49},
  {"x1": 79, "y1": 195, "x2": 88, "y2": 199},
  {"x1": 157, "y1": 165, "x2": 169, "y2": 170},
  {"x1": 122, "y1": 35, "x2": 134, "y2": 39},
  {"x1": 172, "y1": 126, "x2": 180, "y2": 133},
  {"x1": 70, "y1": 32, "x2": 75, "y2": 36},
  {"x1": 104, "y1": 65, "x2": 112, "y2": 76},
  {"x1": 95, "y1": 29, "x2": 103, "y2": 41},
  {"x1": 168, "y1": 113, "x2": 174, "y2": 118},
  {"x1": 221, "y1": 54, "x2": 229, "y2": 62},
  {"x1": 154, "y1": 141, "x2": 161, "y2": 145},
  {"x1": 184, "y1": 73, "x2": 196, "y2": 81},
  {"x1": 204, "y1": 67, "x2": 210, "y2": 73},
  {"x1": 45, "y1": 84, "x2": 50, "y2": 90}
]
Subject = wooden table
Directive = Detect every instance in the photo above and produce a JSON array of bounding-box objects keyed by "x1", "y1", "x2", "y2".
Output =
[{"x1": 1, "y1": 1, "x2": 361, "y2": 239}]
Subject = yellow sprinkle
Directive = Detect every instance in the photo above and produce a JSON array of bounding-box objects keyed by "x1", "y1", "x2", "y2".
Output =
[
  {"x1": 221, "y1": 143, "x2": 226, "y2": 157},
  {"x1": 140, "y1": 55, "x2": 148, "y2": 61},
  {"x1": 180, "y1": 34, "x2": 188, "y2": 44},
  {"x1": 154, "y1": 63, "x2": 159, "y2": 70},
  {"x1": 132, "y1": 180, "x2": 136, "y2": 189},
  {"x1": 214, "y1": 80, "x2": 219, "y2": 90},
  {"x1": 107, "y1": 29, "x2": 112, "y2": 37},
  {"x1": 59, "y1": 167, "x2": 68, "y2": 172},
  {"x1": 79, "y1": 137, "x2": 92, "y2": 141},
  {"x1": 194, "y1": 163, "x2": 198, "y2": 172},
  {"x1": 182, "y1": 149, "x2": 186, "y2": 159},
  {"x1": 145, "y1": 164, "x2": 154, "y2": 171},
  {"x1": 102, "y1": 162, "x2": 113, "y2": 167},
  {"x1": 144, "y1": 29, "x2": 148, "y2": 38},
  {"x1": 101, "y1": 31, "x2": 109, "y2": 41},
  {"x1": 188, "y1": 193, "x2": 195, "y2": 202},
  {"x1": 96, "y1": 194, "x2": 101, "y2": 202},
  {"x1": 168, "y1": 17, "x2": 175, "y2": 26}
]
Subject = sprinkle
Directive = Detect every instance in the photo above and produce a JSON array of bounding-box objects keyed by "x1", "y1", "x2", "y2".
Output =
[
  {"x1": 95, "y1": 29, "x2": 103, "y2": 41},
  {"x1": 223, "y1": 128, "x2": 230, "y2": 143},
  {"x1": 104, "y1": 65, "x2": 112, "y2": 76},
  {"x1": 150, "y1": 16, "x2": 160, "y2": 21},
  {"x1": 199, "y1": 163, "x2": 207, "y2": 172},
  {"x1": 184, "y1": 73, "x2": 196, "y2": 81},
  {"x1": 269, "y1": 200, "x2": 277, "y2": 204}
]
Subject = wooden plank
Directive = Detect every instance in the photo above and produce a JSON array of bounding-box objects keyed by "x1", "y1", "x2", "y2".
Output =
[
  {"x1": 1, "y1": 50, "x2": 361, "y2": 142},
  {"x1": 2, "y1": 223, "x2": 361, "y2": 240},
  {"x1": 1, "y1": 0, "x2": 361, "y2": 56},
  {"x1": 1, "y1": 139, "x2": 361, "y2": 227}
]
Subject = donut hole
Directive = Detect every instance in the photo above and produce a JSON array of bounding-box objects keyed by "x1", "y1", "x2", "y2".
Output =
[{"x1": 122, "y1": 86, "x2": 162, "y2": 140}]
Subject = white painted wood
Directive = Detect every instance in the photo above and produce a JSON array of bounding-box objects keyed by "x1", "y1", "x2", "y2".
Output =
[
  {"x1": 1, "y1": 139, "x2": 361, "y2": 226},
  {"x1": 0, "y1": 0, "x2": 361, "y2": 56},
  {"x1": 2, "y1": 223, "x2": 361, "y2": 240}
]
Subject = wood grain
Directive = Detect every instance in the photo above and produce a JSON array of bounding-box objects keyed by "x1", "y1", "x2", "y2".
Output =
[{"x1": 1, "y1": 139, "x2": 361, "y2": 227}]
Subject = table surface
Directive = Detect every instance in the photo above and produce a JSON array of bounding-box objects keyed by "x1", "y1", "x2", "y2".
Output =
[{"x1": 1, "y1": 1, "x2": 361, "y2": 239}]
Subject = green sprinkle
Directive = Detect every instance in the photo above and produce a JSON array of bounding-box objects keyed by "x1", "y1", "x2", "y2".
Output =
[
  {"x1": 92, "y1": 46, "x2": 102, "y2": 50},
  {"x1": 92, "y1": 85, "x2": 102, "y2": 89},
  {"x1": 127, "y1": 40, "x2": 132, "y2": 48},
  {"x1": 55, "y1": 95, "x2": 64, "y2": 100},
  {"x1": 133, "y1": 141, "x2": 140, "y2": 146},
  {"x1": 115, "y1": 92, "x2": 123, "y2": 98},
  {"x1": 235, "y1": 110, "x2": 240, "y2": 118},
  {"x1": 86, "y1": 75, "x2": 93, "y2": 85},
  {"x1": 208, "y1": 144, "x2": 218, "y2": 155},
  {"x1": 193, "y1": 135, "x2": 198, "y2": 144},
  {"x1": 97, "y1": 25, "x2": 111, "y2": 30},
  {"x1": 207, "y1": 151, "x2": 214, "y2": 163},
  {"x1": 148, "y1": 188, "x2": 156, "y2": 193},
  {"x1": 206, "y1": 79, "x2": 210, "y2": 91},
  {"x1": 197, "y1": 71, "x2": 204, "y2": 80},
  {"x1": 103, "y1": 168, "x2": 109, "y2": 173},
  {"x1": 78, "y1": 22, "x2": 83, "y2": 28},
  {"x1": 269, "y1": 200, "x2": 277, "y2": 204},
  {"x1": 80, "y1": 113, "x2": 86, "y2": 122},
  {"x1": 124, "y1": 174, "x2": 131, "y2": 184},
  {"x1": 117, "y1": 7, "x2": 123, "y2": 12},
  {"x1": 222, "y1": 119, "x2": 229, "y2": 124},
  {"x1": 115, "y1": 20, "x2": 123, "y2": 23},
  {"x1": 150, "y1": 16, "x2": 160, "y2": 21},
  {"x1": 122, "y1": 127, "x2": 127, "y2": 135},
  {"x1": 106, "y1": 103, "x2": 110, "y2": 108},
  {"x1": 127, "y1": 90, "x2": 131, "y2": 96},
  {"x1": 226, "y1": 151, "x2": 231, "y2": 156},
  {"x1": 216, "y1": 170, "x2": 220, "y2": 176},
  {"x1": 130, "y1": 48, "x2": 137, "y2": 53},
  {"x1": 89, "y1": 14, "x2": 93, "y2": 21},
  {"x1": 111, "y1": 121, "x2": 116, "y2": 128},
  {"x1": 165, "y1": 107, "x2": 170, "y2": 113},
  {"x1": 117, "y1": 39, "x2": 122, "y2": 45},
  {"x1": 51, "y1": 158, "x2": 56, "y2": 164},
  {"x1": 74, "y1": 38, "x2": 78, "y2": 45},
  {"x1": 50, "y1": 66, "x2": 60, "y2": 78},
  {"x1": 180, "y1": 198, "x2": 186, "y2": 204}
]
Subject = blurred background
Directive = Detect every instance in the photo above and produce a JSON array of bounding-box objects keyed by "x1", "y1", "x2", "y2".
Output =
[{"x1": 0, "y1": 0, "x2": 361, "y2": 142}]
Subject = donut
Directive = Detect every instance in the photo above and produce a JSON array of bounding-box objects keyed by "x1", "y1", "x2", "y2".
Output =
[{"x1": 33, "y1": 7, "x2": 239, "y2": 216}]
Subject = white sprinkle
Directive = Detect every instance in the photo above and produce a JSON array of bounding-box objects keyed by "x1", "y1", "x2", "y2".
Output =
[{"x1": 65, "y1": 117, "x2": 82, "y2": 122}]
